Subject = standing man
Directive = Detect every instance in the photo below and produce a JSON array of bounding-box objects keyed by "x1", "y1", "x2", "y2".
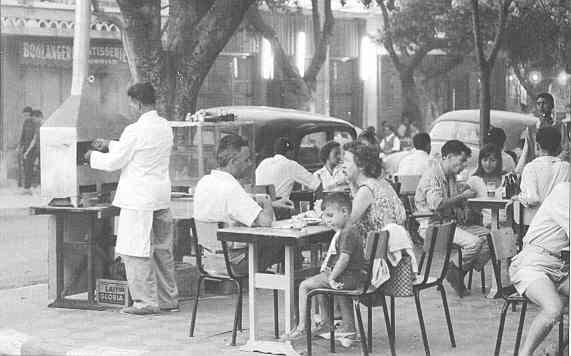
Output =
[
  {"x1": 86, "y1": 82, "x2": 178, "y2": 315},
  {"x1": 18, "y1": 106, "x2": 36, "y2": 193}
]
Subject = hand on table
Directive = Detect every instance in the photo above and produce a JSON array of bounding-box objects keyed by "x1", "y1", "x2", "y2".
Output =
[
  {"x1": 328, "y1": 279, "x2": 343, "y2": 290},
  {"x1": 459, "y1": 189, "x2": 477, "y2": 200}
]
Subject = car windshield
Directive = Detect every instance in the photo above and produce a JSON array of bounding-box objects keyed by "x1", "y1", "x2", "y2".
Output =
[{"x1": 431, "y1": 121, "x2": 479, "y2": 145}]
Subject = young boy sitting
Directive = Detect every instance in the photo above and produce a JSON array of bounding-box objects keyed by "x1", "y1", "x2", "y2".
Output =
[{"x1": 285, "y1": 192, "x2": 365, "y2": 340}]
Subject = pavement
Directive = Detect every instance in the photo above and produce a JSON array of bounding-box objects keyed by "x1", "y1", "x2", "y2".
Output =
[
  {"x1": 0, "y1": 181, "x2": 42, "y2": 217},
  {"x1": 0, "y1": 282, "x2": 566, "y2": 356}
]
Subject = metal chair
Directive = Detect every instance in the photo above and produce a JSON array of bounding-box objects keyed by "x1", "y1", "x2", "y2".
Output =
[
  {"x1": 188, "y1": 219, "x2": 279, "y2": 345},
  {"x1": 304, "y1": 231, "x2": 393, "y2": 356},
  {"x1": 384, "y1": 221, "x2": 457, "y2": 356},
  {"x1": 488, "y1": 230, "x2": 566, "y2": 356}
]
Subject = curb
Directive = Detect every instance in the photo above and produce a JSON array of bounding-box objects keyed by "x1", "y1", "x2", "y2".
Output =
[{"x1": 0, "y1": 329, "x2": 148, "y2": 356}]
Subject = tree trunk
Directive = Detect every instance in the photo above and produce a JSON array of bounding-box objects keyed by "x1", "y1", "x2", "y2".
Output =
[
  {"x1": 400, "y1": 70, "x2": 423, "y2": 127},
  {"x1": 479, "y1": 64, "x2": 491, "y2": 147}
]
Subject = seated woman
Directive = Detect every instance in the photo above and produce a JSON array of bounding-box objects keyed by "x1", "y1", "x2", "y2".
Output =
[
  {"x1": 465, "y1": 144, "x2": 508, "y2": 225},
  {"x1": 342, "y1": 142, "x2": 406, "y2": 238},
  {"x1": 314, "y1": 141, "x2": 349, "y2": 192}
]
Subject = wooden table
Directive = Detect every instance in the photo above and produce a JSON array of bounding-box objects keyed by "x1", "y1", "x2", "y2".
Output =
[
  {"x1": 467, "y1": 198, "x2": 510, "y2": 298},
  {"x1": 32, "y1": 205, "x2": 119, "y2": 310},
  {"x1": 218, "y1": 224, "x2": 334, "y2": 352}
]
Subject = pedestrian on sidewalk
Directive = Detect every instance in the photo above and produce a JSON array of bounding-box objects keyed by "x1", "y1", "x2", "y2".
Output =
[
  {"x1": 85, "y1": 82, "x2": 178, "y2": 315},
  {"x1": 18, "y1": 106, "x2": 35, "y2": 193}
]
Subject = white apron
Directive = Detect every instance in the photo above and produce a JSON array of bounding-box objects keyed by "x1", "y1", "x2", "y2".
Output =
[{"x1": 116, "y1": 208, "x2": 154, "y2": 257}]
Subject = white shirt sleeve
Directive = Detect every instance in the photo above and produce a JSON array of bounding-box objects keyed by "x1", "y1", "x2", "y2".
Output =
[
  {"x1": 519, "y1": 164, "x2": 540, "y2": 206},
  {"x1": 393, "y1": 137, "x2": 401, "y2": 152},
  {"x1": 291, "y1": 160, "x2": 321, "y2": 190},
  {"x1": 90, "y1": 126, "x2": 137, "y2": 172},
  {"x1": 227, "y1": 184, "x2": 263, "y2": 227}
]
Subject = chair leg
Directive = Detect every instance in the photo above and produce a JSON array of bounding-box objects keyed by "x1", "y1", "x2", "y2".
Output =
[
  {"x1": 494, "y1": 301, "x2": 510, "y2": 356},
  {"x1": 418, "y1": 252, "x2": 425, "y2": 271},
  {"x1": 467, "y1": 270, "x2": 473, "y2": 290},
  {"x1": 414, "y1": 291, "x2": 431, "y2": 356},
  {"x1": 514, "y1": 301, "x2": 527, "y2": 356},
  {"x1": 367, "y1": 299, "x2": 373, "y2": 352},
  {"x1": 329, "y1": 295, "x2": 335, "y2": 353},
  {"x1": 231, "y1": 280, "x2": 242, "y2": 346},
  {"x1": 481, "y1": 267, "x2": 486, "y2": 294},
  {"x1": 273, "y1": 289, "x2": 279, "y2": 339},
  {"x1": 438, "y1": 284, "x2": 456, "y2": 347},
  {"x1": 557, "y1": 315, "x2": 565, "y2": 356},
  {"x1": 237, "y1": 282, "x2": 243, "y2": 332},
  {"x1": 354, "y1": 300, "x2": 369, "y2": 356},
  {"x1": 306, "y1": 295, "x2": 313, "y2": 356},
  {"x1": 189, "y1": 276, "x2": 204, "y2": 337},
  {"x1": 390, "y1": 296, "x2": 396, "y2": 343},
  {"x1": 381, "y1": 296, "x2": 396, "y2": 356}
]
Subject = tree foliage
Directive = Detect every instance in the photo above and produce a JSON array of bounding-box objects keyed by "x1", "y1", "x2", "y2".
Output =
[{"x1": 504, "y1": 0, "x2": 571, "y2": 99}]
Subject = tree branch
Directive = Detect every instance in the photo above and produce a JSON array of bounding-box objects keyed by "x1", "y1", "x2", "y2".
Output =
[
  {"x1": 377, "y1": 0, "x2": 401, "y2": 71},
  {"x1": 303, "y1": 0, "x2": 334, "y2": 87},
  {"x1": 488, "y1": 0, "x2": 513, "y2": 65},
  {"x1": 91, "y1": 0, "x2": 125, "y2": 29},
  {"x1": 421, "y1": 54, "x2": 464, "y2": 83},
  {"x1": 311, "y1": 0, "x2": 321, "y2": 47},
  {"x1": 470, "y1": 0, "x2": 487, "y2": 68}
]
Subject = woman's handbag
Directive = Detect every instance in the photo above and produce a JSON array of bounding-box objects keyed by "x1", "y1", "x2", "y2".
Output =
[{"x1": 381, "y1": 254, "x2": 414, "y2": 297}]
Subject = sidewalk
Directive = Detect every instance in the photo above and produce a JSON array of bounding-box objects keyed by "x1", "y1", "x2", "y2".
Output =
[
  {"x1": 0, "y1": 180, "x2": 42, "y2": 217},
  {"x1": 0, "y1": 283, "x2": 564, "y2": 356}
]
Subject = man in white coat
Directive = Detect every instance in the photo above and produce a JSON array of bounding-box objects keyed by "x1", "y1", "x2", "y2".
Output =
[{"x1": 86, "y1": 82, "x2": 178, "y2": 315}]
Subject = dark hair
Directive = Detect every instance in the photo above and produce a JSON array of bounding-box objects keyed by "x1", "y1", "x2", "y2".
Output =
[
  {"x1": 536, "y1": 126, "x2": 561, "y2": 156},
  {"x1": 217, "y1": 134, "x2": 249, "y2": 167},
  {"x1": 473, "y1": 144, "x2": 503, "y2": 177},
  {"x1": 358, "y1": 127, "x2": 379, "y2": 146},
  {"x1": 273, "y1": 137, "x2": 294, "y2": 155},
  {"x1": 484, "y1": 127, "x2": 507, "y2": 147},
  {"x1": 127, "y1": 82, "x2": 156, "y2": 105},
  {"x1": 536, "y1": 92, "x2": 554, "y2": 107},
  {"x1": 343, "y1": 141, "x2": 383, "y2": 178},
  {"x1": 441, "y1": 140, "x2": 471, "y2": 158},
  {"x1": 321, "y1": 191, "x2": 352, "y2": 213},
  {"x1": 412, "y1": 133, "x2": 431, "y2": 152},
  {"x1": 22, "y1": 106, "x2": 33, "y2": 114},
  {"x1": 31, "y1": 110, "x2": 43, "y2": 117},
  {"x1": 320, "y1": 141, "x2": 341, "y2": 163}
]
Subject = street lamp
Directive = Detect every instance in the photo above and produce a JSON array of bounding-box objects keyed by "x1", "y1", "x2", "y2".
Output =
[
  {"x1": 557, "y1": 71, "x2": 569, "y2": 86},
  {"x1": 529, "y1": 70, "x2": 542, "y2": 85}
]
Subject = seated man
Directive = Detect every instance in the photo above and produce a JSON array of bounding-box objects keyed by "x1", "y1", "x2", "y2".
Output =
[
  {"x1": 518, "y1": 126, "x2": 569, "y2": 209},
  {"x1": 397, "y1": 132, "x2": 433, "y2": 176},
  {"x1": 194, "y1": 134, "x2": 292, "y2": 275},
  {"x1": 509, "y1": 182, "x2": 569, "y2": 356},
  {"x1": 415, "y1": 140, "x2": 489, "y2": 296},
  {"x1": 255, "y1": 137, "x2": 322, "y2": 199}
]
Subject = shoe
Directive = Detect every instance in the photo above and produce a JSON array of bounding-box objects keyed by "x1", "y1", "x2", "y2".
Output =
[
  {"x1": 337, "y1": 332, "x2": 359, "y2": 348},
  {"x1": 446, "y1": 264, "x2": 469, "y2": 297},
  {"x1": 160, "y1": 304, "x2": 180, "y2": 312},
  {"x1": 120, "y1": 306, "x2": 160, "y2": 315}
]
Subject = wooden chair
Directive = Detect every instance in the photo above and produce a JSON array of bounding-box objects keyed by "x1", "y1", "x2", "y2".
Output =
[
  {"x1": 488, "y1": 230, "x2": 566, "y2": 356},
  {"x1": 188, "y1": 219, "x2": 279, "y2": 345},
  {"x1": 304, "y1": 231, "x2": 393, "y2": 356},
  {"x1": 384, "y1": 222, "x2": 457, "y2": 356}
]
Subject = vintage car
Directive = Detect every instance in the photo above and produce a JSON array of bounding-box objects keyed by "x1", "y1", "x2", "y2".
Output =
[
  {"x1": 383, "y1": 109, "x2": 536, "y2": 174},
  {"x1": 202, "y1": 105, "x2": 357, "y2": 172}
]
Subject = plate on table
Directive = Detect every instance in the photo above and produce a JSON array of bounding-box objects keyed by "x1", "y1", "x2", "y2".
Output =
[{"x1": 302, "y1": 217, "x2": 322, "y2": 226}]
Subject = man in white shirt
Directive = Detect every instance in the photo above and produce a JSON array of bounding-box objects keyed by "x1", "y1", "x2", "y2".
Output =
[
  {"x1": 509, "y1": 182, "x2": 569, "y2": 356},
  {"x1": 86, "y1": 83, "x2": 178, "y2": 315},
  {"x1": 255, "y1": 137, "x2": 321, "y2": 199},
  {"x1": 518, "y1": 127, "x2": 570, "y2": 208},
  {"x1": 194, "y1": 134, "x2": 293, "y2": 275},
  {"x1": 397, "y1": 133, "x2": 432, "y2": 175},
  {"x1": 379, "y1": 124, "x2": 401, "y2": 157}
]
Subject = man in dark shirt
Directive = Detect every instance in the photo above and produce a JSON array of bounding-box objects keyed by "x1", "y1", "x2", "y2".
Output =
[{"x1": 18, "y1": 107, "x2": 36, "y2": 192}]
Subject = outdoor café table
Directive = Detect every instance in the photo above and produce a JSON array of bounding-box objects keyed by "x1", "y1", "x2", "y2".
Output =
[
  {"x1": 217, "y1": 223, "x2": 334, "y2": 353},
  {"x1": 467, "y1": 197, "x2": 511, "y2": 298}
]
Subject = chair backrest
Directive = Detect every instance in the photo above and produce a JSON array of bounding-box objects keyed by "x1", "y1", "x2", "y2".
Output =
[
  {"x1": 418, "y1": 221, "x2": 456, "y2": 285},
  {"x1": 513, "y1": 200, "x2": 537, "y2": 226},
  {"x1": 253, "y1": 184, "x2": 276, "y2": 200},
  {"x1": 394, "y1": 174, "x2": 421, "y2": 196},
  {"x1": 190, "y1": 219, "x2": 239, "y2": 278},
  {"x1": 363, "y1": 231, "x2": 389, "y2": 292}
]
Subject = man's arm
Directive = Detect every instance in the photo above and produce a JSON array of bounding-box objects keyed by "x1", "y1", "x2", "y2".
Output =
[
  {"x1": 89, "y1": 128, "x2": 137, "y2": 172},
  {"x1": 292, "y1": 161, "x2": 321, "y2": 191},
  {"x1": 518, "y1": 165, "x2": 540, "y2": 206}
]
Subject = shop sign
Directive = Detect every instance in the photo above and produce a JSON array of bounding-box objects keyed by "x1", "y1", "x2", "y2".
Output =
[
  {"x1": 21, "y1": 40, "x2": 128, "y2": 65},
  {"x1": 96, "y1": 279, "x2": 130, "y2": 307}
]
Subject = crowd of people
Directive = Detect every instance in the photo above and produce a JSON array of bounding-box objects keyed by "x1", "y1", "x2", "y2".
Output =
[{"x1": 82, "y1": 82, "x2": 568, "y2": 354}]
